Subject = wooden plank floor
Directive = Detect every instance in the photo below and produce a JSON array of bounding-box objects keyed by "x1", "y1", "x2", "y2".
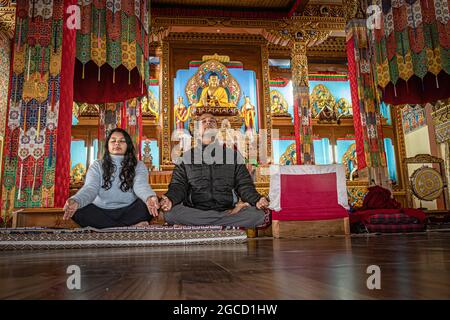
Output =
[{"x1": 1, "y1": 232, "x2": 450, "y2": 299}]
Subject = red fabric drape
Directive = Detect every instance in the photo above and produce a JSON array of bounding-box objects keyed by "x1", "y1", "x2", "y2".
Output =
[
  {"x1": 272, "y1": 173, "x2": 348, "y2": 221},
  {"x1": 293, "y1": 98, "x2": 301, "y2": 165},
  {"x1": 0, "y1": 36, "x2": 15, "y2": 209},
  {"x1": 73, "y1": 60, "x2": 148, "y2": 104},
  {"x1": 138, "y1": 104, "x2": 142, "y2": 160},
  {"x1": 361, "y1": 186, "x2": 401, "y2": 210},
  {"x1": 382, "y1": 71, "x2": 450, "y2": 105},
  {"x1": 120, "y1": 100, "x2": 127, "y2": 130},
  {"x1": 54, "y1": 0, "x2": 77, "y2": 207},
  {"x1": 346, "y1": 36, "x2": 367, "y2": 169}
]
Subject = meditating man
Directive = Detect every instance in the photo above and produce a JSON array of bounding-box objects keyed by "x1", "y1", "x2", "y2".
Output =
[
  {"x1": 63, "y1": 128, "x2": 160, "y2": 228},
  {"x1": 160, "y1": 113, "x2": 269, "y2": 228}
]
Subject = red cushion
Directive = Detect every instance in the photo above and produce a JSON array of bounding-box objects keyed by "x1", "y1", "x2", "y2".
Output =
[
  {"x1": 350, "y1": 208, "x2": 426, "y2": 224},
  {"x1": 365, "y1": 223, "x2": 426, "y2": 233},
  {"x1": 273, "y1": 172, "x2": 348, "y2": 221}
]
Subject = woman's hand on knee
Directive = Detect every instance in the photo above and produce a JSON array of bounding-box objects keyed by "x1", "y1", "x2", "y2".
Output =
[
  {"x1": 63, "y1": 199, "x2": 79, "y2": 220},
  {"x1": 146, "y1": 196, "x2": 160, "y2": 217}
]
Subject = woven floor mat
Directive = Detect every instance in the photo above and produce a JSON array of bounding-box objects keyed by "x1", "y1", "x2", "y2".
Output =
[{"x1": 0, "y1": 226, "x2": 247, "y2": 250}]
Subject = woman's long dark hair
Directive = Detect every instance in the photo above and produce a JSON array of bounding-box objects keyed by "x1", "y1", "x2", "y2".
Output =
[{"x1": 102, "y1": 128, "x2": 137, "y2": 192}]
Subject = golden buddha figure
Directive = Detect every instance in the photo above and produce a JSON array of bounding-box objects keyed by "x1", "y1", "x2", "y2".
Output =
[
  {"x1": 196, "y1": 73, "x2": 234, "y2": 108},
  {"x1": 271, "y1": 94, "x2": 289, "y2": 116},
  {"x1": 240, "y1": 96, "x2": 256, "y2": 131},
  {"x1": 174, "y1": 96, "x2": 190, "y2": 129},
  {"x1": 70, "y1": 163, "x2": 87, "y2": 184},
  {"x1": 141, "y1": 92, "x2": 159, "y2": 118}
]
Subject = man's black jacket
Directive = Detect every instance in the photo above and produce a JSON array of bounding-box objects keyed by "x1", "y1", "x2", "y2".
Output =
[{"x1": 165, "y1": 143, "x2": 262, "y2": 211}]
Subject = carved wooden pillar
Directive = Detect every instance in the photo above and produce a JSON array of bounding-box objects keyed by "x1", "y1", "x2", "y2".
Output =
[
  {"x1": 290, "y1": 40, "x2": 314, "y2": 165},
  {"x1": 160, "y1": 40, "x2": 172, "y2": 169},
  {"x1": 260, "y1": 42, "x2": 273, "y2": 161}
]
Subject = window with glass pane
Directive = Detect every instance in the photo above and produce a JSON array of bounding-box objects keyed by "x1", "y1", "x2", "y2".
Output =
[
  {"x1": 313, "y1": 138, "x2": 332, "y2": 164},
  {"x1": 70, "y1": 140, "x2": 87, "y2": 170},
  {"x1": 384, "y1": 138, "x2": 398, "y2": 184}
]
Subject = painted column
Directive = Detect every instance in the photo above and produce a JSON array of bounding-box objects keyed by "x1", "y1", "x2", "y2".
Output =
[
  {"x1": 291, "y1": 40, "x2": 314, "y2": 165},
  {"x1": 346, "y1": 16, "x2": 387, "y2": 183},
  {"x1": 159, "y1": 40, "x2": 171, "y2": 168},
  {"x1": 0, "y1": 32, "x2": 10, "y2": 142},
  {"x1": 260, "y1": 42, "x2": 273, "y2": 162},
  {"x1": 0, "y1": 31, "x2": 11, "y2": 226}
]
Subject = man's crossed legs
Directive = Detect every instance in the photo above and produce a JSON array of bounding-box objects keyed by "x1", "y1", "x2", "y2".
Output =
[{"x1": 164, "y1": 204, "x2": 265, "y2": 228}]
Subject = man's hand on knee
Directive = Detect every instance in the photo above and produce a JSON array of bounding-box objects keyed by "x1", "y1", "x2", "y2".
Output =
[
  {"x1": 256, "y1": 197, "x2": 270, "y2": 210},
  {"x1": 160, "y1": 195, "x2": 173, "y2": 212},
  {"x1": 227, "y1": 201, "x2": 250, "y2": 215}
]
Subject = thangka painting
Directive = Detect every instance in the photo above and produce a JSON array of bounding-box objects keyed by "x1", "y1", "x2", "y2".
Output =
[
  {"x1": 309, "y1": 79, "x2": 352, "y2": 122},
  {"x1": 401, "y1": 105, "x2": 427, "y2": 134},
  {"x1": 272, "y1": 139, "x2": 296, "y2": 165},
  {"x1": 143, "y1": 81, "x2": 160, "y2": 119},
  {"x1": 269, "y1": 79, "x2": 294, "y2": 119},
  {"x1": 173, "y1": 57, "x2": 259, "y2": 133}
]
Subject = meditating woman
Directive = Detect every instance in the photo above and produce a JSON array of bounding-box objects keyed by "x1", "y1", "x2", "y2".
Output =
[{"x1": 63, "y1": 128, "x2": 160, "y2": 228}]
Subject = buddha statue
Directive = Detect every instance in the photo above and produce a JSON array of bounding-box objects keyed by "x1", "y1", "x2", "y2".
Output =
[
  {"x1": 70, "y1": 163, "x2": 86, "y2": 184},
  {"x1": 142, "y1": 92, "x2": 159, "y2": 118},
  {"x1": 240, "y1": 96, "x2": 256, "y2": 131},
  {"x1": 271, "y1": 94, "x2": 289, "y2": 116},
  {"x1": 174, "y1": 96, "x2": 190, "y2": 129},
  {"x1": 196, "y1": 73, "x2": 234, "y2": 108}
]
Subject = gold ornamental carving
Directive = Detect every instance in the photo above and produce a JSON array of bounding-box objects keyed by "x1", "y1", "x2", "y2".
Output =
[
  {"x1": 300, "y1": 4, "x2": 345, "y2": 17},
  {"x1": 394, "y1": 105, "x2": 407, "y2": 191},
  {"x1": 162, "y1": 32, "x2": 267, "y2": 44},
  {"x1": 151, "y1": 14, "x2": 345, "y2": 45},
  {"x1": 346, "y1": 181, "x2": 369, "y2": 208},
  {"x1": 342, "y1": 0, "x2": 366, "y2": 21},
  {"x1": 291, "y1": 42, "x2": 309, "y2": 88},
  {"x1": 269, "y1": 36, "x2": 347, "y2": 59},
  {"x1": 161, "y1": 40, "x2": 171, "y2": 166},
  {"x1": 0, "y1": 1, "x2": 16, "y2": 39},
  {"x1": 261, "y1": 43, "x2": 272, "y2": 159},
  {"x1": 202, "y1": 53, "x2": 230, "y2": 63},
  {"x1": 150, "y1": 26, "x2": 169, "y2": 43},
  {"x1": 431, "y1": 99, "x2": 450, "y2": 144}
]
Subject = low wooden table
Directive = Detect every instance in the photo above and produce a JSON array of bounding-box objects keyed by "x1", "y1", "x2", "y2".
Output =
[{"x1": 12, "y1": 208, "x2": 79, "y2": 228}]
